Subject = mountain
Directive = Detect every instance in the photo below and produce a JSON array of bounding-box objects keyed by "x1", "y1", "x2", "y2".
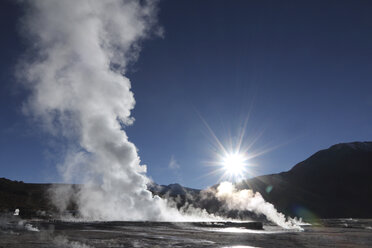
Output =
[
  {"x1": 1, "y1": 141, "x2": 372, "y2": 220},
  {"x1": 0, "y1": 178, "x2": 52, "y2": 217},
  {"x1": 236, "y1": 141, "x2": 372, "y2": 219},
  {"x1": 148, "y1": 183, "x2": 200, "y2": 197}
]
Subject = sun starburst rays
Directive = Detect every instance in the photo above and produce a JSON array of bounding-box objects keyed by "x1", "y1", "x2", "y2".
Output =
[{"x1": 197, "y1": 112, "x2": 273, "y2": 183}]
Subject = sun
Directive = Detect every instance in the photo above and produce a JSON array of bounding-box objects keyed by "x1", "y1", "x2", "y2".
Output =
[
  {"x1": 197, "y1": 114, "x2": 265, "y2": 183},
  {"x1": 221, "y1": 152, "x2": 247, "y2": 178}
]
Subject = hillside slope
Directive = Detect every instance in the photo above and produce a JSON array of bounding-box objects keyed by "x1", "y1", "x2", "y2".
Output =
[{"x1": 237, "y1": 142, "x2": 372, "y2": 219}]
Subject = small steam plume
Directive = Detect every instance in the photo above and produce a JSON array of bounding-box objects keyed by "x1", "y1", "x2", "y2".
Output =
[
  {"x1": 53, "y1": 236, "x2": 93, "y2": 248},
  {"x1": 214, "y1": 182, "x2": 303, "y2": 230},
  {"x1": 17, "y1": 0, "x2": 186, "y2": 221}
]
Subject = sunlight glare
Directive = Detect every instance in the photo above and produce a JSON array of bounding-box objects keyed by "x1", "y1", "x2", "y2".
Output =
[{"x1": 222, "y1": 153, "x2": 247, "y2": 177}]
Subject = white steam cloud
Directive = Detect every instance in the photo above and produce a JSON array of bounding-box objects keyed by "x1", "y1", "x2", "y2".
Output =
[
  {"x1": 215, "y1": 182, "x2": 303, "y2": 230},
  {"x1": 18, "y1": 0, "x2": 184, "y2": 221}
]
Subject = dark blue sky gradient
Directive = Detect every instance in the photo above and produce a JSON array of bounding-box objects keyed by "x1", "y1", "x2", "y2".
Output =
[{"x1": 1, "y1": 0, "x2": 372, "y2": 188}]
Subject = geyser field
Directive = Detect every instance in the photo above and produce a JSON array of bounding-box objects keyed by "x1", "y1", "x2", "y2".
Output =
[
  {"x1": 1, "y1": 217, "x2": 372, "y2": 248},
  {"x1": 1, "y1": 0, "x2": 372, "y2": 247}
]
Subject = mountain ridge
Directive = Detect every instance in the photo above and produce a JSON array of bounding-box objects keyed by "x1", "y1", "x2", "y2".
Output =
[{"x1": 1, "y1": 141, "x2": 371, "y2": 220}]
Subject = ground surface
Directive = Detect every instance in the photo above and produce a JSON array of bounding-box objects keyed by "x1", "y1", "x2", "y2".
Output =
[{"x1": 0, "y1": 219, "x2": 371, "y2": 248}]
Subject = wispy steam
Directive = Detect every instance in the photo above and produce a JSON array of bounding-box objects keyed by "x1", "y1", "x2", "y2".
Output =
[
  {"x1": 215, "y1": 182, "x2": 303, "y2": 230},
  {"x1": 18, "y1": 0, "x2": 179, "y2": 221},
  {"x1": 169, "y1": 155, "x2": 180, "y2": 170},
  {"x1": 53, "y1": 236, "x2": 93, "y2": 248}
]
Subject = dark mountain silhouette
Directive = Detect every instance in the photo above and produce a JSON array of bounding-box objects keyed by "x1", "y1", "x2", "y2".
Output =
[
  {"x1": 148, "y1": 183, "x2": 200, "y2": 197},
  {"x1": 1, "y1": 142, "x2": 372, "y2": 220},
  {"x1": 0, "y1": 178, "x2": 52, "y2": 217},
  {"x1": 236, "y1": 141, "x2": 372, "y2": 219}
]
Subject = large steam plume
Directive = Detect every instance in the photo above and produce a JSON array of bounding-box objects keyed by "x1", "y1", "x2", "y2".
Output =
[{"x1": 18, "y1": 0, "x2": 182, "y2": 220}]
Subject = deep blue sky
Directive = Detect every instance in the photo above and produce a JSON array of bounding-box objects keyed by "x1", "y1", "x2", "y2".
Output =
[{"x1": 1, "y1": 0, "x2": 372, "y2": 189}]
